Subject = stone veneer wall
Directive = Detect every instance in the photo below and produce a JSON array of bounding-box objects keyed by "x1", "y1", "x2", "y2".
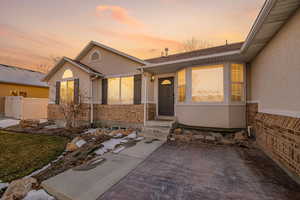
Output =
[
  {"x1": 94, "y1": 103, "x2": 156, "y2": 126},
  {"x1": 48, "y1": 104, "x2": 90, "y2": 121},
  {"x1": 247, "y1": 103, "x2": 300, "y2": 183},
  {"x1": 48, "y1": 103, "x2": 157, "y2": 127}
]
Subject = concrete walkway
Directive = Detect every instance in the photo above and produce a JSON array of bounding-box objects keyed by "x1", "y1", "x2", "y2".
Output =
[{"x1": 42, "y1": 139, "x2": 164, "y2": 200}]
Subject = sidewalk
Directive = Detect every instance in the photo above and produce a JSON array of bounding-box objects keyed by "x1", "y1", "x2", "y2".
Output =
[{"x1": 42, "y1": 138, "x2": 164, "y2": 200}]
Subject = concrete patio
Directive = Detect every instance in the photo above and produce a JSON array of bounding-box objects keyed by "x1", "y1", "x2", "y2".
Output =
[{"x1": 99, "y1": 143, "x2": 300, "y2": 200}]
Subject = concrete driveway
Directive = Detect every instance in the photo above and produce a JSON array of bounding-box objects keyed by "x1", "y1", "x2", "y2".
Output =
[{"x1": 98, "y1": 143, "x2": 300, "y2": 200}]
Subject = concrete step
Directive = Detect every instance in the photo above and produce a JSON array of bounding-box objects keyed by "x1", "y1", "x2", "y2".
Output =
[
  {"x1": 141, "y1": 126, "x2": 171, "y2": 141},
  {"x1": 145, "y1": 120, "x2": 174, "y2": 128}
]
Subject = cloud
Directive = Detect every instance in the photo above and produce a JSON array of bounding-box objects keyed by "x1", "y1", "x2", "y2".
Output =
[
  {"x1": 93, "y1": 28, "x2": 183, "y2": 50},
  {"x1": 96, "y1": 5, "x2": 144, "y2": 28}
]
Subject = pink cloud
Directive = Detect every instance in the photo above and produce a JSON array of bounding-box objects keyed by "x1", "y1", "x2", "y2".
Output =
[{"x1": 96, "y1": 5, "x2": 144, "y2": 28}]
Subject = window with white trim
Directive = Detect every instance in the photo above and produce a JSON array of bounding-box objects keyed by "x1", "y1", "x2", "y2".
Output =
[
  {"x1": 177, "y1": 69, "x2": 186, "y2": 102},
  {"x1": 60, "y1": 80, "x2": 74, "y2": 103},
  {"x1": 62, "y1": 69, "x2": 73, "y2": 79},
  {"x1": 91, "y1": 51, "x2": 100, "y2": 61},
  {"x1": 192, "y1": 65, "x2": 224, "y2": 102},
  {"x1": 231, "y1": 64, "x2": 244, "y2": 102},
  {"x1": 61, "y1": 69, "x2": 74, "y2": 103},
  {"x1": 108, "y1": 76, "x2": 134, "y2": 104}
]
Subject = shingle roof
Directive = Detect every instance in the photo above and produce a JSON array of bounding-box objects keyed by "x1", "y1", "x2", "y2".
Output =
[
  {"x1": 0, "y1": 64, "x2": 48, "y2": 87},
  {"x1": 145, "y1": 42, "x2": 244, "y2": 64},
  {"x1": 65, "y1": 57, "x2": 102, "y2": 75}
]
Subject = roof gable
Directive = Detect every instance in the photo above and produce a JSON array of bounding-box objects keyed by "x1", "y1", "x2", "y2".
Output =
[
  {"x1": 75, "y1": 41, "x2": 148, "y2": 65},
  {"x1": 42, "y1": 57, "x2": 102, "y2": 82}
]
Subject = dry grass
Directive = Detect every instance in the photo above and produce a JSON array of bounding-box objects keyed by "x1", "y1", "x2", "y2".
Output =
[{"x1": 0, "y1": 131, "x2": 68, "y2": 182}]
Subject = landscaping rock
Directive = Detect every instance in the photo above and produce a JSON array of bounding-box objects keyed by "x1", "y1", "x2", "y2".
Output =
[
  {"x1": 19, "y1": 120, "x2": 39, "y2": 128},
  {"x1": 23, "y1": 189, "x2": 55, "y2": 200},
  {"x1": 174, "y1": 128, "x2": 183, "y2": 135},
  {"x1": 221, "y1": 139, "x2": 236, "y2": 145},
  {"x1": 205, "y1": 135, "x2": 216, "y2": 142},
  {"x1": 66, "y1": 137, "x2": 86, "y2": 152},
  {"x1": 2, "y1": 177, "x2": 37, "y2": 200},
  {"x1": 175, "y1": 134, "x2": 193, "y2": 143},
  {"x1": 194, "y1": 134, "x2": 205, "y2": 140},
  {"x1": 234, "y1": 131, "x2": 247, "y2": 141}
]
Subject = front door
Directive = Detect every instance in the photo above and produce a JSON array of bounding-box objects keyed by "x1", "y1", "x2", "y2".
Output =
[{"x1": 158, "y1": 77, "x2": 174, "y2": 116}]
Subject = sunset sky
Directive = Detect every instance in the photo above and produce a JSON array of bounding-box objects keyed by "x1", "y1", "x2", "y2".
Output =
[{"x1": 0, "y1": 0, "x2": 265, "y2": 72}]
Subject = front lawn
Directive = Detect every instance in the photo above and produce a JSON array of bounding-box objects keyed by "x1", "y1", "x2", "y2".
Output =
[{"x1": 0, "y1": 131, "x2": 68, "y2": 182}]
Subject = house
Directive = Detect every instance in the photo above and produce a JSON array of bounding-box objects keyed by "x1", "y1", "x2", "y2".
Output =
[
  {"x1": 0, "y1": 64, "x2": 49, "y2": 116},
  {"x1": 43, "y1": 0, "x2": 300, "y2": 183}
]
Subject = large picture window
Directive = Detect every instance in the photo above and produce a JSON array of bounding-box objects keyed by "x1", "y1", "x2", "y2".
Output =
[
  {"x1": 108, "y1": 76, "x2": 134, "y2": 104},
  {"x1": 177, "y1": 69, "x2": 186, "y2": 102},
  {"x1": 231, "y1": 64, "x2": 244, "y2": 102},
  {"x1": 60, "y1": 69, "x2": 74, "y2": 103},
  {"x1": 60, "y1": 80, "x2": 74, "y2": 103},
  {"x1": 192, "y1": 65, "x2": 224, "y2": 102}
]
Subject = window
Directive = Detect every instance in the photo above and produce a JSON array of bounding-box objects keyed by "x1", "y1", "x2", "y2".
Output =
[
  {"x1": 192, "y1": 65, "x2": 224, "y2": 102},
  {"x1": 62, "y1": 69, "x2": 73, "y2": 79},
  {"x1": 108, "y1": 76, "x2": 134, "y2": 104},
  {"x1": 161, "y1": 80, "x2": 172, "y2": 85},
  {"x1": 177, "y1": 69, "x2": 186, "y2": 102},
  {"x1": 10, "y1": 90, "x2": 18, "y2": 96},
  {"x1": 91, "y1": 51, "x2": 100, "y2": 61},
  {"x1": 19, "y1": 91, "x2": 27, "y2": 97},
  {"x1": 231, "y1": 64, "x2": 244, "y2": 102},
  {"x1": 60, "y1": 80, "x2": 74, "y2": 103}
]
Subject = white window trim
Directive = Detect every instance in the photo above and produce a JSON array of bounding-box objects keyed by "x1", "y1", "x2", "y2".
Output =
[
  {"x1": 107, "y1": 75, "x2": 134, "y2": 105},
  {"x1": 175, "y1": 62, "x2": 246, "y2": 106},
  {"x1": 90, "y1": 50, "x2": 101, "y2": 62},
  {"x1": 229, "y1": 63, "x2": 246, "y2": 104},
  {"x1": 62, "y1": 68, "x2": 74, "y2": 80}
]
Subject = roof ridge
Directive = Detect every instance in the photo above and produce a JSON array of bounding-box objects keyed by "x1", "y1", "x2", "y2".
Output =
[{"x1": 145, "y1": 42, "x2": 244, "y2": 61}]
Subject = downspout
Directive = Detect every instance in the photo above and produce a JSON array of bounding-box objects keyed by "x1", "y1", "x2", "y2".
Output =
[{"x1": 142, "y1": 68, "x2": 148, "y2": 126}]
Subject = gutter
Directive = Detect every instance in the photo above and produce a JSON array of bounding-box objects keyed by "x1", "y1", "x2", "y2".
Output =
[
  {"x1": 240, "y1": 0, "x2": 277, "y2": 53},
  {"x1": 141, "y1": 68, "x2": 147, "y2": 126}
]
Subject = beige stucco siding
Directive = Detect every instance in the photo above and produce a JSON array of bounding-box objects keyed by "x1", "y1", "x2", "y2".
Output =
[
  {"x1": 175, "y1": 105, "x2": 245, "y2": 128},
  {"x1": 80, "y1": 46, "x2": 142, "y2": 76},
  {"x1": 48, "y1": 62, "x2": 91, "y2": 103},
  {"x1": 175, "y1": 105, "x2": 230, "y2": 128},
  {"x1": 228, "y1": 105, "x2": 246, "y2": 128},
  {"x1": 250, "y1": 8, "x2": 300, "y2": 116}
]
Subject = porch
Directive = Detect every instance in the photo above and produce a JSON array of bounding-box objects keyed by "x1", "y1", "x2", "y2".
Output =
[{"x1": 142, "y1": 57, "x2": 247, "y2": 129}]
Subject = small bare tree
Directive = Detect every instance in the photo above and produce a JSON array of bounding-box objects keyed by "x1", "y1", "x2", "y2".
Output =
[
  {"x1": 59, "y1": 94, "x2": 85, "y2": 129},
  {"x1": 181, "y1": 37, "x2": 214, "y2": 52}
]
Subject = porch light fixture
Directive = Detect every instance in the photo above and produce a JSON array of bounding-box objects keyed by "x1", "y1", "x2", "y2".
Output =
[{"x1": 151, "y1": 75, "x2": 155, "y2": 82}]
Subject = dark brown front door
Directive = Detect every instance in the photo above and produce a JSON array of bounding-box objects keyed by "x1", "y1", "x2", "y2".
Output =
[{"x1": 158, "y1": 77, "x2": 174, "y2": 116}]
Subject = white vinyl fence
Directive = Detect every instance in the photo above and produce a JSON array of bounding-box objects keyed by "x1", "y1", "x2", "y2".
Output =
[{"x1": 5, "y1": 96, "x2": 48, "y2": 120}]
